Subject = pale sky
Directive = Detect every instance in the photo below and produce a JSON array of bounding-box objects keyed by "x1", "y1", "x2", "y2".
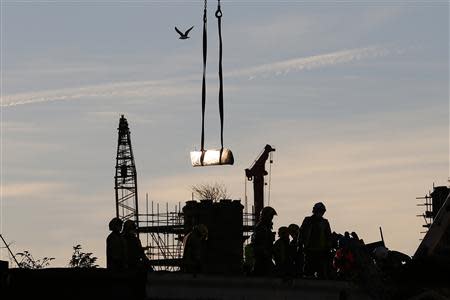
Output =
[{"x1": 1, "y1": 1, "x2": 449, "y2": 267}]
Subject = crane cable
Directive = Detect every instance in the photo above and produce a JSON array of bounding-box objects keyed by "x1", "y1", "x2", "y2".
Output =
[
  {"x1": 244, "y1": 175, "x2": 248, "y2": 213},
  {"x1": 200, "y1": 0, "x2": 207, "y2": 153},
  {"x1": 267, "y1": 151, "x2": 273, "y2": 206},
  {"x1": 199, "y1": 0, "x2": 226, "y2": 161},
  {"x1": 216, "y1": 0, "x2": 224, "y2": 153}
]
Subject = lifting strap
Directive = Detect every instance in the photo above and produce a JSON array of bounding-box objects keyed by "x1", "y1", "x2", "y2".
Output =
[
  {"x1": 216, "y1": 0, "x2": 224, "y2": 153},
  {"x1": 200, "y1": 0, "x2": 207, "y2": 153},
  {"x1": 192, "y1": 0, "x2": 233, "y2": 167}
]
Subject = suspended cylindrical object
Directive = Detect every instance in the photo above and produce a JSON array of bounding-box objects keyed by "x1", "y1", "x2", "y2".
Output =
[{"x1": 190, "y1": 148, "x2": 234, "y2": 167}]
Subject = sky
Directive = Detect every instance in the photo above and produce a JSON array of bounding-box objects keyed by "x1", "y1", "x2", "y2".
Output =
[{"x1": 0, "y1": 0, "x2": 449, "y2": 267}]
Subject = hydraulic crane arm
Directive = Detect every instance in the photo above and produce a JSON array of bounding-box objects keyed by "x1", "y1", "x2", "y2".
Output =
[{"x1": 245, "y1": 144, "x2": 275, "y2": 223}]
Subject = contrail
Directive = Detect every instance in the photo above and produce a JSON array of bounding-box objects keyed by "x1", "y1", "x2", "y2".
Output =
[
  {"x1": 1, "y1": 46, "x2": 393, "y2": 107},
  {"x1": 225, "y1": 46, "x2": 390, "y2": 79},
  {"x1": 1, "y1": 79, "x2": 193, "y2": 107}
]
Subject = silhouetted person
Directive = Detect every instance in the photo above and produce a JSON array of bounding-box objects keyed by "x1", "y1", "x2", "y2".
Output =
[
  {"x1": 345, "y1": 232, "x2": 386, "y2": 299},
  {"x1": 273, "y1": 226, "x2": 291, "y2": 277},
  {"x1": 373, "y1": 246, "x2": 411, "y2": 278},
  {"x1": 243, "y1": 243, "x2": 255, "y2": 275},
  {"x1": 288, "y1": 223, "x2": 303, "y2": 277},
  {"x1": 252, "y1": 206, "x2": 277, "y2": 276},
  {"x1": 122, "y1": 220, "x2": 152, "y2": 271},
  {"x1": 300, "y1": 202, "x2": 332, "y2": 279},
  {"x1": 106, "y1": 217, "x2": 127, "y2": 271},
  {"x1": 333, "y1": 233, "x2": 356, "y2": 280},
  {"x1": 182, "y1": 224, "x2": 208, "y2": 274}
]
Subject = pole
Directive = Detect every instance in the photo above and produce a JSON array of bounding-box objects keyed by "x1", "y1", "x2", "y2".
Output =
[
  {"x1": 146, "y1": 193, "x2": 149, "y2": 250},
  {"x1": 0, "y1": 234, "x2": 20, "y2": 267},
  {"x1": 379, "y1": 226, "x2": 385, "y2": 245}
]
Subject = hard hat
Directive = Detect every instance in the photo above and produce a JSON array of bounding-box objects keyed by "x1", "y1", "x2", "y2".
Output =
[
  {"x1": 123, "y1": 220, "x2": 137, "y2": 232},
  {"x1": 278, "y1": 226, "x2": 289, "y2": 236},
  {"x1": 288, "y1": 224, "x2": 300, "y2": 232},
  {"x1": 109, "y1": 217, "x2": 123, "y2": 231},
  {"x1": 373, "y1": 246, "x2": 389, "y2": 260},
  {"x1": 195, "y1": 224, "x2": 208, "y2": 238},
  {"x1": 313, "y1": 202, "x2": 326, "y2": 213},
  {"x1": 260, "y1": 206, "x2": 277, "y2": 219}
]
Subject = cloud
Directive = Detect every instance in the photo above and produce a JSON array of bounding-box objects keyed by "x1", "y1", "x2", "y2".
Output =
[
  {"x1": 225, "y1": 46, "x2": 391, "y2": 79},
  {"x1": 1, "y1": 46, "x2": 394, "y2": 108},
  {"x1": 3, "y1": 182, "x2": 69, "y2": 199},
  {"x1": 1, "y1": 79, "x2": 197, "y2": 108},
  {"x1": 1, "y1": 121, "x2": 43, "y2": 133}
]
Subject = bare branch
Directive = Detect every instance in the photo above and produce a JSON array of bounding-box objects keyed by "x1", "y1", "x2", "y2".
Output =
[{"x1": 191, "y1": 182, "x2": 230, "y2": 202}]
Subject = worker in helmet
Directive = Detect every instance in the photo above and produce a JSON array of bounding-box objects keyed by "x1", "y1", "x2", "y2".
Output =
[
  {"x1": 272, "y1": 226, "x2": 292, "y2": 277},
  {"x1": 300, "y1": 202, "x2": 332, "y2": 279},
  {"x1": 373, "y1": 246, "x2": 411, "y2": 278},
  {"x1": 182, "y1": 224, "x2": 208, "y2": 273},
  {"x1": 288, "y1": 223, "x2": 303, "y2": 277},
  {"x1": 106, "y1": 217, "x2": 127, "y2": 271},
  {"x1": 122, "y1": 220, "x2": 152, "y2": 271},
  {"x1": 252, "y1": 206, "x2": 277, "y2": 276}
]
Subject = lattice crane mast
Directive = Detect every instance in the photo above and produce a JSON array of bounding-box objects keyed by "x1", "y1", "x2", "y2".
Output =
[{"x1": 114, "y1": 115, "x2": 139, "y2": 225}]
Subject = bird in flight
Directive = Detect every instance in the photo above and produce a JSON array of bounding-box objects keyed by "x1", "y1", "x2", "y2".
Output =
[{"x1": 175, "y1": 26, "x2": 194, "y2": 40}]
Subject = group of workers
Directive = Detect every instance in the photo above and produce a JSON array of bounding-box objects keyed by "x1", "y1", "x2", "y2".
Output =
[
  {"x1": 248, "y1": 202, "x2": 332, "y2": 278},
  {"x1": 179, "y1": 202, "x2": 335, "y2": 277},
  {"x1": 107, "y1": 202, "x2": 410, "y2": 282},
  {"x1": 106, "y1": 218, "x2": 152, "y2": 272},
  {"x1": 246, "y1": 202, "x2": 411, "y2": 281}
]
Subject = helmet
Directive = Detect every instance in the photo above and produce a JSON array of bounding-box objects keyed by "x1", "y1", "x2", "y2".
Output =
[
  {"x1": 373, "y1": 246, "x2": 389, "y2": 260},
  {"x1": 312, "y1": 202, "x2": 326, "y2": 214},
  {"x1": 278, "y1": 226, "x2": 289, "y2": 237},
  {"x1": 108, "y1": 217, "x2": 123, "y2": 231},
  {"x1": 194, "y1": 224, "x2": 208, "y2": 239},
  {"x1": 288, "y1": 223, "x2": 299, "y2": 235},
  {"x1": 260, "y1": 206, "x2": 277, "y2": 220},
  {"x1": 123, "y1": 220, "x2": 137, "y2": 232}
]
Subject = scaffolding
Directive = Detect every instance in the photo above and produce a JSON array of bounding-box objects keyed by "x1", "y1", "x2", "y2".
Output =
[
  {"x1": 417, "y1": 184, "x2": 450, "y2": 236},
  {"x1": 416, "y1": 192, "x2": 433, "y2": 234},
  {"x1": 137, "y1": 198, "x2": 255, "y2": 272},
  {"x1": 137, "y1": 200, "x2": 184, "y2": 271}
]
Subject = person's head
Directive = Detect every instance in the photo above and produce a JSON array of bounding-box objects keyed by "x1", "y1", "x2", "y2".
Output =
[
  {"x1": 260, "y1": 206, "x2": 277, "y2": 223},
  {"x1": 193, "y1": 224, "x2": 208, "y2": 240},
  {"x1": 287, "y1": 224, "x2": 299, "y2": 239},
  {"x1": 350, "y1": 232, "x2": 359, "y2": 240},
  {"x1": 123, "y1": 220, "x2": 137, "y2": 234},
  {"x1": 373, "y1": 246, "x2": 389, "y2": 261},
  {"x1": 109, "y1": 217, "x2": 123, "y2": 233},
  {"x1": 312, "y1": 202, "x2": 326, "y2": 216},
  {"x1": 278, "y1": 226, "x2": 289, "y2": 240}
]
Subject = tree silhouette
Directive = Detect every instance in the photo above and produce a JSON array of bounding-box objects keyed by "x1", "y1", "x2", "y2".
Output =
[
  {"x1": 68, "y1": 244, "x2": 98, "y2": 268},
  {"x1": 192, "y1": 182, "x2": 230, "y2": 202},
  {"x1": 16, "y1": 250, "x2": 54, "y2": 269}
]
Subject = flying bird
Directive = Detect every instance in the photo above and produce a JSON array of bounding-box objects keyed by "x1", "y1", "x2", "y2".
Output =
[{"x1": 175, "y1": 26, "x2": 194, "y2": 40}]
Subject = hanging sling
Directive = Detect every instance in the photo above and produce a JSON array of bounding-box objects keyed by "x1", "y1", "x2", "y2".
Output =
[{"x1": 191, "y1": 0, "x2": 234, "y2": 167}]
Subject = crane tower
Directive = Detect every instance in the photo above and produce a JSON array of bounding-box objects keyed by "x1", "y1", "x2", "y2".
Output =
[{"x1": 114, "y1": 115, "x2": 139, "y2": 225}]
